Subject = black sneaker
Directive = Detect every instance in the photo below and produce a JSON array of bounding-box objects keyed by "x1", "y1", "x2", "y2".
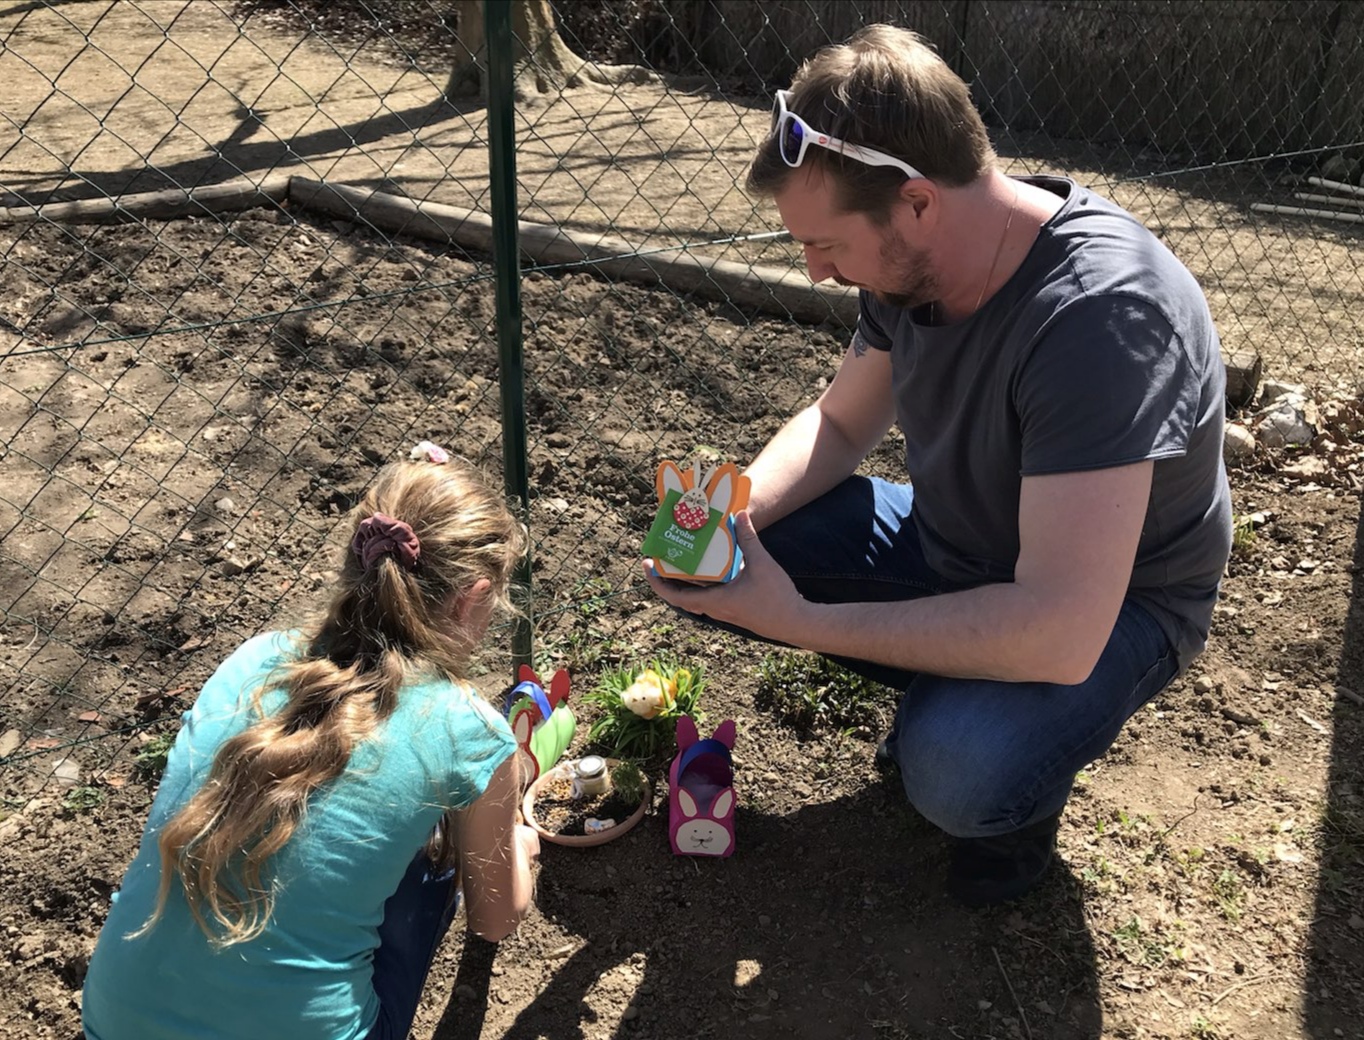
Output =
[{"x1": 946, "y1": 811, "x2": 1061, "y2": 907}]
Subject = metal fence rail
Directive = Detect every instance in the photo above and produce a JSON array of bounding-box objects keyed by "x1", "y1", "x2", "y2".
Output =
[{"x1": 2, "y1": 0, "x2": 1362, "y2": 807}]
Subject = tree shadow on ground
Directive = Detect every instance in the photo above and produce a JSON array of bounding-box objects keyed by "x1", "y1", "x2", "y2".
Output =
[
  {"x1": 2, "y1": 95, "x2": 484, "y2": 208},
  {"x1": 435, "y1": 773, "x2": 1101, "y2": 1040},
  {"x1": 1303, "y1": 502, "x2": 1364, "y2": 1036}
]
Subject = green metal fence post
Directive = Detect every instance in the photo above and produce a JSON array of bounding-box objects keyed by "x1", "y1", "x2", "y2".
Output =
[{"x1": 485, "y1": 0, "x2": 533, "y2": 670}]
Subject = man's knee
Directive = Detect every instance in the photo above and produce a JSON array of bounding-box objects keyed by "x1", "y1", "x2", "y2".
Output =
[{"x1": 892, "y1": 718, "x2": 1064, "y2": 838}]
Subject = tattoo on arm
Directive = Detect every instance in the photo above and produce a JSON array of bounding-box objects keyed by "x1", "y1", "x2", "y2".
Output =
[{"x1": 851, "y1": 329, "x2": 870, "y2": 358}]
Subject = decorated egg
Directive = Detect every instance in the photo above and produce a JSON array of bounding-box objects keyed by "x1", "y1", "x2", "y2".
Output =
[{"x1": 672, "y1": 487, "x2": 710, "y2": 531}]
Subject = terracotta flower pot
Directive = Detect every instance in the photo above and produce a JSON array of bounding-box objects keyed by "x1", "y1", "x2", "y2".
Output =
[{"x1": 521, "y1": 758, "x2": 651, "y2": 848}]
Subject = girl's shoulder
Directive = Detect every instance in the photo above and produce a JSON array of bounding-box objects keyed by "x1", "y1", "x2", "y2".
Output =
[
  {"x1": 191, "y1": 631, "x2": 297, "y2": 713},
  {"x1": 401, "y1": 675, "x2": 513, "y2": 742}
]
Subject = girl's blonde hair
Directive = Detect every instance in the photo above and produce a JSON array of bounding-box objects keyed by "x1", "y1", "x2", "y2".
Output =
[{"x1": 141, "y1": 455, "x2": 526, "y2": 946}]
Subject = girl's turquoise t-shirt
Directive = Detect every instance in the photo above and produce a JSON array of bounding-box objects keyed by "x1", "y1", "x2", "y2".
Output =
[{"x1": 82, "y1": 632, "x2": 516, "y2": 1040}]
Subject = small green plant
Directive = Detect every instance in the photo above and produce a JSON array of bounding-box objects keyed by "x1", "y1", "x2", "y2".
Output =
[
  {"x1": 572, "y1": 577, "x2": 614, "y2": 620},
  {"x1": 755, "y1": 651, "x2": 893, "y2": 735},
  {"x1": 134, "y1": 732, "x2": 176, "y2": 780},
  {"x1": 62, "y1": 785, "x2": 105, "y2": 815},
  {"x1": 1231, "y1": 513, "x2": 1257, "y2": 555},
  {"x1": 1191, "y1": 1013, "x2": 1222, "y2": 1038},
  {"x1": 610, "y1": 760, "x2": 646, "y2": 804},
  {"x1": 1212, "y1": 868, "x2": 1244, "y2": 921},
  {"x1": 1111, "y1": 915, "x2": 1181, "y2": 967},
  {"x1": 582, "y1": 660, "x2": 704, "y2": 763}
]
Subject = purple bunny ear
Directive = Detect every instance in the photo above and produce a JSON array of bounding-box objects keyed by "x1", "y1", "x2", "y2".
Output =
[
  {"x1": 711, "y1": 719, "x2": 736, "y2": 748},
  {"x1": 676, "y1": 715, "x2": 700, "y2": 749}
]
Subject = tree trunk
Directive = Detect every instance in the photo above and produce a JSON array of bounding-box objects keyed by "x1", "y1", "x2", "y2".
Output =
[{"x1": 446, "y1": 0, "x2": 657, "y2": 101}]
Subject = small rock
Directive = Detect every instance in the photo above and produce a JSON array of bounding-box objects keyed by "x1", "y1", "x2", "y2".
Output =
[
  {"x1": 622, "y1": 1005, "x2": 639, "y2": 1021},
  {"x1": 758, "y1": 914, "x2": 772, "y2": 926},
  {"x1": 1256, "y1": 401, "x2": 1314, "y2": 448},
  {"x1": 1223, "y1": 424, "x2": 1256, "y2": 459},
  {"x1": 546, "y1": 433, "x2": 572, "y2": 449},
  {"x1": 52, "y1": 758, "x2": 81, "y2": 786},
  {"x1": 0, "y1": 729, "x2": 20, "y2": 758},
  {"x1": 1282, "y1": 456, "x2": 1328, "y2": 479},
  {"x1": 214, "y1": 496, "x2": 236, "y2": 516},
  {"x1": 1260, "y1": 380, "x2": 1306, "y2": 405},
  {"x1": 1193, "y1": 676, "x2": 1216, "y2": 695},
  {"x1": 220, "y1": 557, "x2": 263, "y2": 577},
  {"x1": 455, "y1": 984, "x2": 476, "y2": 1001},
  {"x1": 978, "y1": 1000, "x2": 993, "y2": 1011},
  {"x1": 1273, "y1": 843, "x2": 1302, "y2": 864}
]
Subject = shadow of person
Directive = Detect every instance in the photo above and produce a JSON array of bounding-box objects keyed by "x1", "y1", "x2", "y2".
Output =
[
  {"x1": 1303, "y1": 501, "x2": 1364, "y2": 1036},
  {"x1": 433, "y1": 768, "x2": 1101, "y2": 1040}
]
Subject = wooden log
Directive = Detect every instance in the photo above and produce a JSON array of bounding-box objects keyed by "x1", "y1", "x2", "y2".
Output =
[
  {"x1": 1251, "y1": 203, "x2": 1364, "y2": 224},
  {"x1": 286, "y1": 177, "x2": 859, "y2": 328},
  {"x1": 1222, "y1": 348, "x2": 1263, "y2": 409},
  {"x1": 0, "y1": 175, "x2": 293, "y2": 225}
]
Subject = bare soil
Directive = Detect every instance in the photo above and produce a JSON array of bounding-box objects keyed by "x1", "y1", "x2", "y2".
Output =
[{"x1": 1, "y1": 5, "x2": 1362, "y2": 1040}]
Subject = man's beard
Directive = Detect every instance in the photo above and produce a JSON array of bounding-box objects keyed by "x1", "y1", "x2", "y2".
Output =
[{"x1": 871, "y1": 228, "x2": 939, "y2": 310}]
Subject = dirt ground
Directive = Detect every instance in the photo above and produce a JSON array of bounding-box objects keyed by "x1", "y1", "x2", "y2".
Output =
[{"x1": 2, "y1": 4, "x2": 1363, "y2": 1040}]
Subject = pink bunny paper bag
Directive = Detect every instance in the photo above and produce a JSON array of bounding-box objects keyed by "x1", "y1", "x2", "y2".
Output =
[{"x1": 668, "y1": 716, "x2": 736, "y2": 857}]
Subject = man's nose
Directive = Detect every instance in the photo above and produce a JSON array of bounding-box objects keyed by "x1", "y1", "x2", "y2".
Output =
[{"x1": 802, "y1": 244, "x2": 836, "y2": 284}]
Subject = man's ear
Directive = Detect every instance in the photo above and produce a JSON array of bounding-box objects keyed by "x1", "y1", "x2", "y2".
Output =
[
  {"x1": 453, "y1": 577, "x2": 493, "y2": 623},
  {"x1": 899, "y1": 178, "x2": 937, "y2": 222}
]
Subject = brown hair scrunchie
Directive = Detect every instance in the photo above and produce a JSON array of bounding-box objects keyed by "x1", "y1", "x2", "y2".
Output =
[{"x1": 351, "y1": 513, "x2": 421, "y2": 571}]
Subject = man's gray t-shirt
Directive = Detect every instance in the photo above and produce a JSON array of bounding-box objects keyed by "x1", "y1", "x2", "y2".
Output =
[{"x1": 858, "y1": 175, "x2": 1232, "y2": 671}]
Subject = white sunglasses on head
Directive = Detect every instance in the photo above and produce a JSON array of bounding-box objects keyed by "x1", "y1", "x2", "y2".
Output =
[{"x1": 769, "y1": 89, "x2": 925, "y2": 181}]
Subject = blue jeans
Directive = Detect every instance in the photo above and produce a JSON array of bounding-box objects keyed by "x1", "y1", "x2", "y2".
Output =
[
  {"x1": 364, "y1": 852, "x2": 462, "y2": 1040},
  {"x1": 738, "y1": 477, "x2": 1179, "y2": 838}
]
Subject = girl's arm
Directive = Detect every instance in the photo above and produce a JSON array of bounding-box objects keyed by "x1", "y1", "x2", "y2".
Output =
[{"x1": 451, "y1": 754, "x2": 539, "y2": 941}]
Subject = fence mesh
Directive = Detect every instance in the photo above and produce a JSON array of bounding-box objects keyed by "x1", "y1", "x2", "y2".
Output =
[{"x1": 2, "y1": 0, "x2": 1362, "y2": 811}]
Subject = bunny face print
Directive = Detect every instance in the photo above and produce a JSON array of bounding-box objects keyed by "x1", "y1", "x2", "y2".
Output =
[{"x1": 673, "y1": 787, "x2": 734, "y2": 856}]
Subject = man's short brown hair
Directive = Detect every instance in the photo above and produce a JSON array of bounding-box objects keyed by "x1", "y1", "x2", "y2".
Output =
[{"x1": 747, "y1": 25, "x2": 997, "y2": 220}]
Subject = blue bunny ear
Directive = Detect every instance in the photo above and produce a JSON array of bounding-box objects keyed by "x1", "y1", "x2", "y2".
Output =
[
  {"x1": 720, "y1": 513, "x2": 744, "y2": 583},
  {"x1": 504, "y1": 680, "x2": 552, "y2": 721}
]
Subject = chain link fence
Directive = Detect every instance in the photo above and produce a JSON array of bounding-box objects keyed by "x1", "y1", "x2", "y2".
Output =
[{"x1": 2, "y1": 0, "x2": 1361, "y2": 812}]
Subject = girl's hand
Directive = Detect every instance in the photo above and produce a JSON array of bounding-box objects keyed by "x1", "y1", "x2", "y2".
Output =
[{"x1": 515, "y1": 823, "x2": 541, "y2": 866}]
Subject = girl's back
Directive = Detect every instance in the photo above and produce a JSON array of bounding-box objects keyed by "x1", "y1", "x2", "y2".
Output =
[{"x1": 83, "y1": 630, "x2": 515, "y2": 1040}]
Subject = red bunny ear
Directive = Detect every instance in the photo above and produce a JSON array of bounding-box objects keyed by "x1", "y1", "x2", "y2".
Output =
[
  {"x1": 711, "y1": 719, "x2": 736, "y2": 749},
  {"x1": 517, "y1": 664, "x2": 541, "y2": 687},
  {"x1": 548, "y1": 669, "x2": 571, "y2": 707},
  {"x1": 676, "y1": 715, "x2": 700, "y2": 750}
]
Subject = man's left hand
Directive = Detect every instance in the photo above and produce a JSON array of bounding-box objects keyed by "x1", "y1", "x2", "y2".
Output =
[{"x1": 643, "y1": 510, "x2": 811, "y2": 642}]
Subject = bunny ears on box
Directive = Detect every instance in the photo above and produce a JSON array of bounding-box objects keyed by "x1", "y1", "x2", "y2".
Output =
[
  {"x1": 641, "y1": 460, "x2": 751, "y2": 584},
  {"x1": 503, "y1": 665, "x2": 575, "y2": 784}
]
